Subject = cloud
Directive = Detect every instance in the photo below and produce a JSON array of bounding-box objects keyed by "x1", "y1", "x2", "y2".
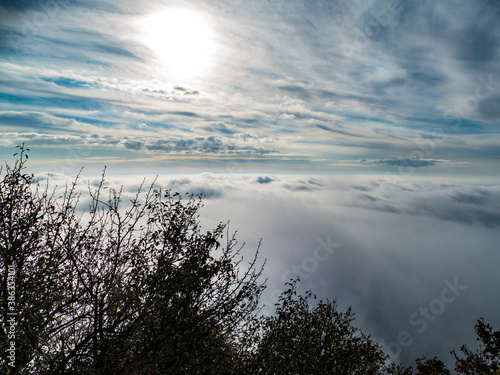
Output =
[
  {"x1": 277, "y1": 84, "x2": 312, "y2": 100},
  {"x1": 191, "y1": 175, "x2": 500, "y2": 367},
  {"x1": 122, "y1": 140, "x2": 143, "y2": 150},
  {"x1": 141, "y1": 136, "x2": 275, "y2": 155},
  {"x1": 204, "y1": 121, "x2": 239, "y2": 135},
  {"x1": 0, "y1": 111, "x2": 80, "y2": 130},
  {"x1": 282, "y1": 178, "x2": 322, "y2": 192},
  {"x1": 360, "y1": 158, "x2": 443, "y2": 168},
  {"x1": 2, "y1": 0, "x2": 500, "y2": 171},
  {"x1": 477, "y1": 93, "x2": 500, "y2": 122},
  {"x1": 453, "y1": 25, "x2": 498, "y2": 63},
  {"x1": 27, "y1": 168, "x2": 500, "y2": 369},
  {"x1": 169, "y1": 111, "x2": 199, "y2": 118},
  {"x1": 173, "y1": 85, "x2": 200, "y2": 95},
  {"x1": 348, "y1": 182, "x2": 500, "y2": 228},
  {"x1": 314, "y1": 123, "x2": 361, "y2": 137},
  {"x1": 0, "y1": 131, "x2": 280, "y2": 157},
  {"x1": 279, "y1": 113, "x2": 296, "y2": 120},
  {"x1": 256, "y1": 176, "x2": 275, "y2": 184}
]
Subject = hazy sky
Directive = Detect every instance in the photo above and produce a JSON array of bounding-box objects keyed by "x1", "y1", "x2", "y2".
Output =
[{"x1": 1, "y1": 0, "x2": 499, "y2": 368}]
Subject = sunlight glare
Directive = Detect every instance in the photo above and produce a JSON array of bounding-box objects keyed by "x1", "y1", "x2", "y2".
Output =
[{"x1": 139, "y1": 8, "x2": 217, "y2": 79}]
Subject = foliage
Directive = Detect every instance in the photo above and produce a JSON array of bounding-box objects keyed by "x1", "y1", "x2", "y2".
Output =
[
  {"x1": 0, "y1": 145, "x2": 265, "y2": 374},
  {"x1": 0, "y1": 145, "x2": 72, "y2": 373},
  {"x1": 384, "y1": 363, "x2": 414, "y2": 375},
  {"x1": 415, "y1": 356, "x2": 451, "y2": 375},
  {"x1": 453, "y1": 319, "x2": 500, "y2": 375},
  {"x1": 250, "y1": 279, "x2": 388, "y2": 374}
]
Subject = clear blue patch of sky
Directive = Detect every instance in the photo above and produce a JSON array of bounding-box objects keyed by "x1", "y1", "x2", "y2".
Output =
[
  {"x1": 404, "y1": 116, "x2": 490, "y2": 134},
  {"x1": 41, "y1": 77, "x2": 94, "y2": 89},
  {"x1": 342, "y1": 113, "x2": 396, "y2": 125},
  {"x1": 0, "y1": 93, "x2": 107, "y2": 111},
  {"x1": 55, "y1": 114, "x2": 117, "y2": 128}
]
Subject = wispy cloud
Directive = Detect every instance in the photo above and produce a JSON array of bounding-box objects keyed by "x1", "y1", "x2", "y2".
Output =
[{"x1": 1, "y1": 0, "x2": 499, "y2": 174}]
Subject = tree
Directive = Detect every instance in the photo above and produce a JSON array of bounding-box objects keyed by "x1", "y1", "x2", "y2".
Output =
[
  {"x1": 453, "y1": 319, "x2": 500, "y2": 375},
  {"x1": 0, "y1": 146, "x2": 265, "y2": 374},
  {"x1": 0, "y1": 145, "x2": 75, "y2": 373},
  {"x1": 250, "y1": 279, "x2": 389, "y2": 375},
  {"x1": 384, "y1": 363, "x2": 414, "y2": 375},
  {"x1": 415, "y1": 356, "x2": 451, "y2": 375}
]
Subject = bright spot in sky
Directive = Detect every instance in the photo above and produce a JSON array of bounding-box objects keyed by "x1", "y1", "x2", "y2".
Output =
[{"x1": 139, "y1": 8, "x2": 217, "y2": 79}]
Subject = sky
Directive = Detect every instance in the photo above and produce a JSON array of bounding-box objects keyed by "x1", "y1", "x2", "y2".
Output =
[{"x1": 1, "y1": 0, "x2": 500, "y2": 368}]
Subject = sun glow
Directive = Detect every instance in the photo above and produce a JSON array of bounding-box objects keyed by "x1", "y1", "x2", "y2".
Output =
[{"x1": 139, "y1": 8, "x2": 217, "y2": 79}]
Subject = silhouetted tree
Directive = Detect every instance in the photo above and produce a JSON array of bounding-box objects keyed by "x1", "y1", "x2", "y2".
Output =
[
  {"x1": 0, "y1": 146, "x2": 265, "y2": 374},
  {"x1": 384, "y1": 363, "x2": 414, "y2": 375},
  {"x1": 415, "y1": 356, "x2": 451, "y2": 375},
  {"x1": 0, "y1": 145, "x2": 77, "y2": 374},
  {"x1": 250, "y1": 279, "x2": 388, "y2": 374},
  {"x1": 453, "y1": 319, "x2": 500, "y2": 375}
]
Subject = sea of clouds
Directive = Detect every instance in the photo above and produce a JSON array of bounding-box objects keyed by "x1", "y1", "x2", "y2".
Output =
[{"x1": 36, "y1": 170, "x2": 500, "y2": 367}]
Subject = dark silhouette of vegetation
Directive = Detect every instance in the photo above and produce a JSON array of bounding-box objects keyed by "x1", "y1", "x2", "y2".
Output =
[
  {"x1": 415, "y1": 356, "x2": 451, "y2": 375},
  {"x1": 1, "y1": 146, "x2": 499, "y2": 374},
  {"x1": 452, "y1": 319, "x2": 500, "y2": 375},
  {"x1": 250, "y1": 280, "x2": 387, "y2": 374},
  {"x1": 1, "y1": 145, "x2": 264, "y2": 374}
]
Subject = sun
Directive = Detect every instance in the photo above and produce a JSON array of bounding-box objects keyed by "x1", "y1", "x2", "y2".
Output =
[{"x1": 139, "y1": 8, "x2": 217, "y2": 79}]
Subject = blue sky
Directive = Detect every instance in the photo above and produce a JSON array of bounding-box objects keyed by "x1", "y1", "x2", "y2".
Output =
[{"x1": 1, "y1": 0, "x2": 500, "y2": 368}]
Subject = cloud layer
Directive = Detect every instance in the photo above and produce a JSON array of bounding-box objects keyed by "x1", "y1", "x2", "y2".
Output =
[
  {"x1": 1, "y1": 0, "x2": 499, "y2": 174},
  {"x1": 36, "y1": 170, "x2": 500, "y2": 367}
]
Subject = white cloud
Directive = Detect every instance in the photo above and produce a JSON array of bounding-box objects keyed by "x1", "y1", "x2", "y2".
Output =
[{"x1": 33, "y1": 170, "x2": 500, "y2": 367}]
